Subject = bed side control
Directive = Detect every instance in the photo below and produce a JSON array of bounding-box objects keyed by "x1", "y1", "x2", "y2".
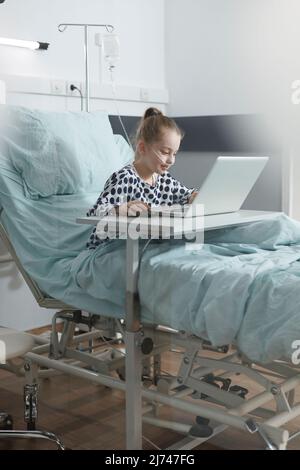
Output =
[
  {"x1": 141, "y1": 337, "x2": 154, "y2": 355},
  {"x1": 229, "y1": 385, "x2": 249, "y2": 399},
  {"x1": 196, "y1": 374, "x2": 233, "y2": 400},
  {"x1": 203, "y1": 374, "x2": 232, "y2": 390}
]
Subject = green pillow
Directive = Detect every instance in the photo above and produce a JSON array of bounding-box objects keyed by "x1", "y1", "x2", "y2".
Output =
[{"x1": 0, "y1": 105, "x2": 128, "y2": 199}]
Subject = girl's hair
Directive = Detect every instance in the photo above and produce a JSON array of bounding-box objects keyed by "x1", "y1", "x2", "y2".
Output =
[{"x1": 134, "y1": 107, "x2": 185, "y2": 147}]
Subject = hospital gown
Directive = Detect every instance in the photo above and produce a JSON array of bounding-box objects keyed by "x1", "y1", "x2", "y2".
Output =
[{"x1": 86, "y1": 164, "x2": 195, "y2": 249}]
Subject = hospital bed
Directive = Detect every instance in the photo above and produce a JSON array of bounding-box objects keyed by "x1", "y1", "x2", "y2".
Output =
[{"x1": 1, "y1": 105, "x2": 300, "y2": 450}]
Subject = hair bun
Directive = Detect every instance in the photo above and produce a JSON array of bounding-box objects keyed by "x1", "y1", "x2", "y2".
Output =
[{"x1": 143, "y1": 107, "x2": 163, "y2": 120}]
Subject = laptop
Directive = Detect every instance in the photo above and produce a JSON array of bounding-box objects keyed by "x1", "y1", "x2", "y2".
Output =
[{"x1": 150, "y1": 156, "x2": 269, "y2": 218}]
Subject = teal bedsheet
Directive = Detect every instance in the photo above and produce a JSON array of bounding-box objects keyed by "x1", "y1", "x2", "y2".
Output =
[
  {"x1": 72, "y1": 214, "x2": 300, "y2": 363},
  {"x1": 1, "y1": 159, "x2": 300, "y2": 363}
]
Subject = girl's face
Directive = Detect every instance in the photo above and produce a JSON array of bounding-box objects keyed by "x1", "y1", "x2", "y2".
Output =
[{"x1": 137, "y1": 129, "x2": 181, "y2": 175}]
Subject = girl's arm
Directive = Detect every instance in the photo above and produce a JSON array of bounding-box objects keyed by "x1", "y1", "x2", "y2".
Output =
[
  {"x1": 171, "y1": 176, "x2": 197, "y2": 205},
  {"x1": 87, "y1": 171, "x2": 128, "y2": 218},
  {"x1": 188, "y1": 191, "x2": 198, "y2": 204},
  {"x1": 87, "y1": 171, "x2": 148, "y2": 218}
]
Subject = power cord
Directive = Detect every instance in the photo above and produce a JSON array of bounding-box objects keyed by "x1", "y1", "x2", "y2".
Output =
[{"x1": 70, "y1": 84, "x2": 84, "y2": 112}]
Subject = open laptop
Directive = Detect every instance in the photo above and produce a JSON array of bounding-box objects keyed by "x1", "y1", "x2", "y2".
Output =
[{"x1": 150, "y1": 156, "x2": 269, "y2": 218}]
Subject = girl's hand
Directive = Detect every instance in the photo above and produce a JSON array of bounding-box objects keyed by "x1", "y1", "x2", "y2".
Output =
[
  {"x1": 118, "y1": 201, "x2": 149, "y2": 216},
  {"x1": 188, "y1": 191, "x2": 198, "y2": 204}
]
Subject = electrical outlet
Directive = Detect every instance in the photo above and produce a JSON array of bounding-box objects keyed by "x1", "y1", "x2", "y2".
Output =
[
  {"x1": 140, "y1": 88, "x2": 149, "y2": 102},
  {"x1": 67, "y1": 81, "x2": 82, "y2": 96},
  {"x1": 51, "y1": 80, "x2": 66, "y2": 95}
]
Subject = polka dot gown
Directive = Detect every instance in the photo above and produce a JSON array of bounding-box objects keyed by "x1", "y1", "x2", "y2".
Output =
[{"x1": 86, "y1": 164, "x2": 195, "y2": 249}]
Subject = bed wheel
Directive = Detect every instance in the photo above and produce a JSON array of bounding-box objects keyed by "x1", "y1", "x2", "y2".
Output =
[
  {"x1": 141, "y1": 338, "x2": 154, "y2": 355},
  {"x1": 116, "y1": 368, "x2": 153, "y2": 386},
  {"x1": 24, "y1": 384, "x2": 38, "y2": 431},
  {"x1": 0, "y1": 413, "x2": 13, "y2": 430}
]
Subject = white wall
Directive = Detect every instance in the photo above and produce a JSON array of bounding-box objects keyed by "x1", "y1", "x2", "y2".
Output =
[
  {"x1": 0, "y1": 260, "x2": 53, "y2": 331},
  {"x1": 291, "y1": 152, "x2": 300, "y2": 221},
  {"x1": 165, "y1": 0, "x2": 299, "y2": 118},
  {"x1": 0, "y1": 0, "x2": 167, "y2": 114},
  {"x1": 0, "y1": 0, "x2": 166, "y2": 330},
  {"x1": 165, "y1": 0, "x2": 300, "y2": 220},
  {"x1": 287, "y1": 114, "x2": 300, "y2": 221}
]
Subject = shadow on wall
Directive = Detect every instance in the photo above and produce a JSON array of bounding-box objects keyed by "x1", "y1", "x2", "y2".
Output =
[
  {"x1": 172, "y1": 115, "x2": 283, "y2": 212},
  {"x1": 175, "y1": 114, "x2": 281, "y2": 154}
]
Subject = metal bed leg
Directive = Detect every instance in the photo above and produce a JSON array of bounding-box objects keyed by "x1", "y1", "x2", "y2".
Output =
[
  {"x1": 125, "y1": 237, "x2": 143, "y2": 450},
  {"x1": 24, "y1": 361, "x2": 39, "y2": 431},
  {"x1": 125, "y1": 331, "x2": 142, "y2": 450}
]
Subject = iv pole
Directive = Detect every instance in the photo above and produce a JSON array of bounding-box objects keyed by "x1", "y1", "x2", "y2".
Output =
[{"x1": 58, "y1": 23, "x2": 114, "y2": 112}]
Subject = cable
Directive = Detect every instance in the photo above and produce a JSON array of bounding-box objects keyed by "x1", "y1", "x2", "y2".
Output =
[
  {"x1": 101, "y1": 33, "x2": 133, "y2": 149},
  {"x1": 138, "y1": 239, "x2": 153, "y2": 270},
  {"x1": 70, "y1": 84, "x2": 84, "y2": 112},
  {"x1": 109, "y1": 66, "x2": 134, "y2": 150}
]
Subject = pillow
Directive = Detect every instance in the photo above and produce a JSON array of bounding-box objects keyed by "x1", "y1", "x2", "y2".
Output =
[
  {"x1": 0, "y1": 105, "x2": 126, "y2": 199},
  {"x1": 114, "y1": 134, "x2": 134, "y2": 166}
]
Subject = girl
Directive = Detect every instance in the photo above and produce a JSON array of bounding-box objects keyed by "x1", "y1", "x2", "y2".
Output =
[{"x1": 87, "y1": 107, "x2": 198, "y2": 249}]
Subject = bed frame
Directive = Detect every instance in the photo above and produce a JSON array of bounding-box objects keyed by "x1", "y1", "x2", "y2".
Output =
[{"x1": 1, "y1": 211, "x2": 300, "y2": 450}]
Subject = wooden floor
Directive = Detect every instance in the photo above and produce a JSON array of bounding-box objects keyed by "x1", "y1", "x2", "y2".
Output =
[{"x1": 1, "y1": 334, "x2": 300, "y2": 450}]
